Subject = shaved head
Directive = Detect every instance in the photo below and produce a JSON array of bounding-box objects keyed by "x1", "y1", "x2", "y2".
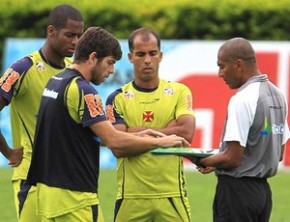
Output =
[{"x1": 219, "y1": 37, "x2": 256, "y2": 63}]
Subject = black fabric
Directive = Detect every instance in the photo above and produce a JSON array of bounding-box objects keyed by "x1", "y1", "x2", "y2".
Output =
[
  {"x1": 27, "y1": 69, "x2": 100, "y2": 193},
  {"x1": 18, "y1": 180, "x2": 31, "y2": 216},
  {"x1": 213, "y1": 175, "x2": 272, "y2": 222},
  {"x1": 114, "y1": 199, "x2": 123, "y2": 222},
  {"x1": 91, "y1": 204, "x2": 98, "y2": 222}
]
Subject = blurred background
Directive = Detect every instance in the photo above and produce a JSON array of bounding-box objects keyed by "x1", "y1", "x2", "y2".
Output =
[
  {"x1": 1, "y1": 0, "x2": 289, "y2": 168},
  {"x1": 0, "y1": 0, "x2": 289, "y2": 221}
]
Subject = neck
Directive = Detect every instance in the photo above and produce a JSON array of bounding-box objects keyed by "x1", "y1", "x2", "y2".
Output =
[
  {"x1": 134, "y1": 78, "x2": 159, "y2": 89},
  {"x1": 41, "y1": 46, "x2": 65, "y2": 68},
  {"x1": 70, "y1": 64, "x2": 90, "y2": 81}
]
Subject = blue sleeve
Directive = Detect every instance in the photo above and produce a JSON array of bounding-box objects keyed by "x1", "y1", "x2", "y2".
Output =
[
  {"x1": 105, "y1": 89, "x2": 126, "y2": 125},
  {"x1": 77, "y1": 79, "x2": 107, "y2": 127},
  {"x1": 0, "y1": 57, "x2": 33, "y2": 103}
]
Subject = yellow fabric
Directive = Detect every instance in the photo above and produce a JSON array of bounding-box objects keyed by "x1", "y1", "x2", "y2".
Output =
[
  {"x1": 11, "y1": 52, "x2": 71, "y2": 181},
  {"x1": 13, "y1": 180, "x2": 42, "y2": 222},
  {"x1": 111, "y1": 80, "x2": 194, "y2": 199},
  {"x1": 40, "y1": 202, "x2": 104, "y2": 222},
  {"x1": 65, "y1": 77, "x2": 84, "y2": 123},
  {"x1": 115, "y1": 197, "x2": 191, "y2": 222},
  {"x1": 36, "y1": 183, "x2": 99, "y2": 218}
]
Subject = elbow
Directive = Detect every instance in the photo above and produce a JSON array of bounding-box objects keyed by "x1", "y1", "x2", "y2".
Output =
[
  {"x1": 106, "y1": 141, "x2": 127, "y2": 158},
  {"x1": 184, "y1": 130, "x2": 195, "y2": 144},
  {"x1": 111, "y1": 149, "x2": 125, "y2": 158},
  {"x1": 103, "y1": 139, "x2": 120, "y2": 157},
  {"x1": 179, "y1": 132, "x2": 193, "y2": 144}
]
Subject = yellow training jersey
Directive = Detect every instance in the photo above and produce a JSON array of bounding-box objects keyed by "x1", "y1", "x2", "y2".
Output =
[
  {"x1": 0, "y1": 50, "x2": 71, "y2": 181},
  {"x1": 106, "y1": 79, "x2": 194, "y2": 199}
]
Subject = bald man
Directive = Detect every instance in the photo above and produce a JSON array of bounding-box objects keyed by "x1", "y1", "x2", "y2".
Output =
[{"x1": 189, "y1": 37, "x2": 290, "y2": 222}]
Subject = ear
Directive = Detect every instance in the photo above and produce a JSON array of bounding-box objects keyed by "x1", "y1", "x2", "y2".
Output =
[
  {"x1": 235, "y1": 59, "x2": 243, "y2": 71},
  {"x1": 235, "y1": 59, "x2": 244, "y2": 68},
  {"x1": 89, "y1": 52, "x2": 97, "y2": 64},
  {"x1": 47, "y1": 25, "x2": 56, "y2": 37},
  {"x1": 159, "y1": 51, "x2": 163, "y2": 61},
  {"x1": 128, "y1": 52, "x2": 133, "y2": 63}
]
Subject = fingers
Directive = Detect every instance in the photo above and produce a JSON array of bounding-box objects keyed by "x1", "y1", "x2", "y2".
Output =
[
  {"x1": 196, "y1": 166, "x2": 215, "y2": 174},
  {"x1": 137, "y1": 129, "x2": 167, "y2": 137},
  {"x1": 176, "y1": 137, "x2": 190, "y2": 147},
  {"x1": 172, "y1": 137, "x2": 184, "y2": 147},
  {"x1": 8, "y1": 161, "x2": 19, "y2": 167},
  {"x1": 181, "y1": 138, "x2": 190, "y2": 147},
  {"x1": 8, "y1": 148, "x2": 23, "y2": 167},
  {"x1": 150, "y1": 130, "x2": 166, "y2": 137}
]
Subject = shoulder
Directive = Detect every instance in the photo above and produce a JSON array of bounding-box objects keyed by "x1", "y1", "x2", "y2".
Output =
[
  {"x1": 70, "y1": 76, "x2": 96, "y2": 95},
  {"x1": 229, "y1": 83, "x2": 259, "y2": 113},
  {"x1": 106, "y1": 88, "x2": 123, "y2": 104},
  {"x1": 234, "y1": 82, "x2": 260, "y2": 103},
  {"x1": 107, "y1": 82, "x2": 132, "y2": 99},
  {"x1": 160, "y1": 79, "x2": 189, "y2": 89},
  {"x1": 9, "y1": 56, "x2": 33, "y2": 74},
  {"x1": 160, "y1": 80, "x2": 191, "y2": 96}
]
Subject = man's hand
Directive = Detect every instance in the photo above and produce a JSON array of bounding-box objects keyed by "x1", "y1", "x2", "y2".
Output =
[
  {"x1": 182, "y1": 155, "x2": 200, "y2": 164},
  {"x1": 197, "y1": 166, "x2": 216, "y2": 174},
  {"x1": 182, "y1": 155, "x2": 208, "y2": 168},
  {"x1": 134, "y1": 129, "x2": 166, "y2": 137},
  {"x1": 8, "y1": 147, "x2": 23, "y2": 167},
  {"x1": 157, "y1": 134, "x2": 190, "y2": 148}
]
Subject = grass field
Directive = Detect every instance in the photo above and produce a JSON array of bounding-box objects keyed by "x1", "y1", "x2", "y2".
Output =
[{"x1": 1, "y1": 168, "x2": 289, "y2": 222}]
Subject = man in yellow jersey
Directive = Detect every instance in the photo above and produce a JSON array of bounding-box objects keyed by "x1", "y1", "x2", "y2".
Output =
[
  {"x1": 106, "y1": 28, "x2": 196, "y2": 222},
  {"x1": 26, "y1": 27, "x2": 189, "y2": 222},
  {"x1": 0, "y1": 4, "x2": 84, "y2": 221}
]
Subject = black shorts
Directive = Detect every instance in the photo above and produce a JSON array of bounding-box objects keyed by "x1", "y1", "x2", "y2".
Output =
[{"x1": 213, "y1": 175, "x2": 272, "y2": 222}]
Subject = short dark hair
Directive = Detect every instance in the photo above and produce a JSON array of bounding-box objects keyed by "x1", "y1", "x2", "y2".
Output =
[
  {"x1": 48, "y1": 4, "x2": 83, "y2": 29},
  {"x1": 128, "y1": 27, "x2": 161, "y2": 51},
  {"x1": 219, "y1": 37, "x2": 256, "y2": 63},
  {"x1": 74, "y1": 27, "x2": 122, "y2": 62}
]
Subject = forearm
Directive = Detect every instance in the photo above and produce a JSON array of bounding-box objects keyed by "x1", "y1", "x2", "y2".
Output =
[
  {"x1": 0, "y1": 133, "x2": 12, "y2": 159},
  {"x1": 199, "y1": 153, "x2": 240, "y2": 169},
  {"x1": 128, "y1": 125, "x2": 193, "y2": 143},
  {"x1": 106, "y1": 132, "x2": 160, "y2": 157},
  {"x1": 106, "y1": 130, "x2": 186, "y2": 158}
]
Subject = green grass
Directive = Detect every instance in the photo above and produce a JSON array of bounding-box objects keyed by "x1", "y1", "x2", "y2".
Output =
[{"x1": 1, "y1": 168, "x2": 289, "y2": 222}]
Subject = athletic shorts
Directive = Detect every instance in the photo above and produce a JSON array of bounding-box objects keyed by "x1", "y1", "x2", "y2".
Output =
[
  {"x1": 13, "y1": 179, "x2": 42, "y2": 222},
  {"x1": 213, "y1": 175, "x2": 272, "y2": 222},
  {"x1": 40, "y1": 204, "x2": 104, "y2": 222},
  {"x1": 114, "y1": 197, "x2": 191, "y2": 222}
]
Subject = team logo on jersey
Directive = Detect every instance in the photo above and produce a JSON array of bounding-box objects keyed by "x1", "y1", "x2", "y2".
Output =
[
  {"x1": 272, "y1": 124, "x2": 284, "y2": 135},
  {"x1": 0, "y1": 68, "x2": 20, "y2": 92},
  {"x1": 164, "y1": 88, "x2": 174, "y2": 95},
  {"x1": 143, "y1": 111, "x2": 154, "y2": 122},
  {"x1": 260, "y1": 116, "x2": 285, "y2": 136},
  {"x1": 106, "y1": 104, "x2": 116, "y2": 123},
  {"x1": 36, "y1": 62, "x2": 46, "y2": 71},
  {"x1": 84, "y1": 94, "x2": 105, "y2": 118},
  {"x1": 260, "y1": 116, "x2": 271, "y2": 136},
  {"x1": 124, "y1": 90, "x2": 134, "y2": 98},
  {"x1": 43, "y1": 88, "x2": 58, "y2": 99}
]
